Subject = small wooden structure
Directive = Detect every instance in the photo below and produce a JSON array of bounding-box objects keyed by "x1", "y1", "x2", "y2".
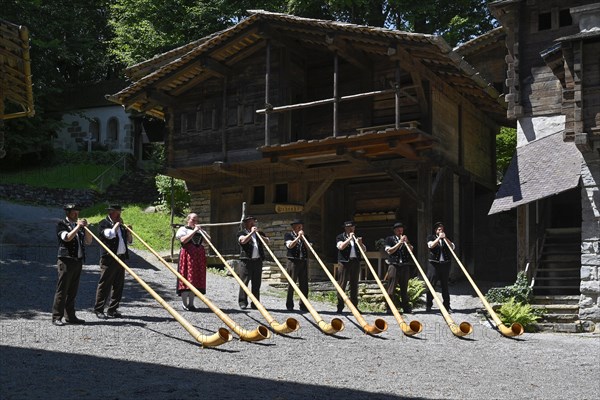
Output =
[
  {"x1": 110, "y1": 11, "x2": 509, "y2": 278},
  {"x1": 0, "y1": 19, "x2": 34, "y2": 158}
]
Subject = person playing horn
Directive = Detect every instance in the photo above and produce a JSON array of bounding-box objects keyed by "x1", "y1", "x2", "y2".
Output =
[
  {"x1": 94, "y1": 204, "x2": 133, "y2": 319},
  {"x1": 52, "y1": 203, "x2": 92, "y2": 326},
  {"x1": 384, "y1": 222, "x2": 414, "y2": 314},
  {"x1": 426, "y1": 222, "x2": 455, "y2": 313},
  {"x1": 237, "y1": 216, "x2": 269, "y2": 310},
  {"x1": 175, "y1": 213, "x2": 211, "y2": 311},
  {"x1": 335, "y1": 220, "x2": 366, "y2": 314},
  {"x1": 284, "y1": 219, "x2": 310, "y2": 312}
]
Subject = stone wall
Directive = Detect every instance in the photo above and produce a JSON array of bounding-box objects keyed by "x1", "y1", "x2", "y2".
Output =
[
  {"x1": 579, "y1": 153, "x2": 600, "y2": 329},
  {"x1": 0, "y1": 183, "x2": 98, "y2": 208}
]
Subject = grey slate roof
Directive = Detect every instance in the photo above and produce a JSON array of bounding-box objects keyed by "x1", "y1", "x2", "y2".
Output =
[{"x1": 488, "y1": 132, "x2": 583, "y2": 214}]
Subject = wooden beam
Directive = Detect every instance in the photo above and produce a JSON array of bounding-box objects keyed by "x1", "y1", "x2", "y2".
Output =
[
  {"x1": 326, "y1": 35, "x2": 370, "y2": 70},
  {"x1": 385, "y1": 169, "x2": 422, "y2": 203},
  {"x1": 303, "y1": 175, "x2": 337, "y2": 214},
  {"x1": 431, "y1": 166, "x2": 446, "y2": 196},
  {"x1": 201, "y1": 57, "x2": 232, "y2": 77}
]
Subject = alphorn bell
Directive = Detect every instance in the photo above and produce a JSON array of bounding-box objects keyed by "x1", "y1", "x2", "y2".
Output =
[
  {"x1": 255, "y1": 233, "x2": 345, "y2": 335},
  {"x1": 199, "y1": 231, "x2": 300, "y2": 335},
  {"x1": 124, "y1": 226, "x2": 271, "y2": 342},
  {"x1": 84, "y1": 227, "x2": 232, "y2": 347},
  {"x1": 443, "y1": 239, "x2": 524, "y2": 337},
  {"x1": 355, "y1": 242, "x2": 422, "y2": 336},
  {"x1": 404, "y1": 243, "x2": 472, "y2": 337},
  {"x1": 301, "y1": 236, "x2": 388, "y2": 335}
]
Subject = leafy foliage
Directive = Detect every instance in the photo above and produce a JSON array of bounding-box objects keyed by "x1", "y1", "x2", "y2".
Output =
[
  {"x1": 496, "y1": 127, "x2": 517, "y2": 182},
  {"x1": 497, "y1": 298, "x2": 544, "y2": 333},
  {"x1": 395, "y1": 277, "x2": 426, "y2": 309},
  {"x1": 485, "y1": 271, "x2": 533, "y2": 304},
  {"x1": 155, "y1": 174, "x2": 190, "y2": 216}
]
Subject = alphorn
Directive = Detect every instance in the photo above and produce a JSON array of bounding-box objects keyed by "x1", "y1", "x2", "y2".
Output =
[
  {"x1": 255, "y1": 233, "x2": 345, "y2": 335},
  {"x1": 301, "y1": 236, "x2": 388, "y2": 335},
  {"x1": 199, "y1": 231, "x2": 300, "y2": 335},
  {"x1": 124, "y1": 226, "x2": 271, "y2": 342},
  {"x1": 404, "y1": 243, "x2": 472, "y2": 337},
  {"x1": 444, "y1": 239, "x2": 524, "y2": 337},
  {"x1": 84, "y1": 227, "x2": 232, "y2": 347},
  {"x1": 355, "y1": 243, "x2": 422, "y2": 336}
]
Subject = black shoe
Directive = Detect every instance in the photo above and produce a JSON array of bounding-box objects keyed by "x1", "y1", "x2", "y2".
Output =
[
  {"x1": 52, "y1": 319, "x2": 64, "y2": 326},
  {"x1": 299, "y1": 305, "x2": 308, "y2": 313},
  {"x1": 95, "y1": 311, "x2": 107, "y2": 319},
  {"x1": 337, "y1": 306, "x2": 344, "y2": 314},
  {"x1": 286, "y1": 305, "x2": 294, "y2": 311},
  {"x1": 250, "y1": 304, "x2": 258, "y2": 310},
  {"x1": 447, "y1": 307, "x2": 453, "y2": 313},
  {"x1": 402, "y1": 306, "x2": 412, "y2": 314},
  {"x1": 239, "y1": 303, "x2": 248, "y2": 310},
  {"x1": 65, "y1": 317, "x2": 86, "y2": 325},
  {"x1": 107, "y1": 311, "x2": 122, "y2": 318},
  {"x1": 188, "y1": 305, "x2": 197, "y2": 312},
  {"x1": 425, "y1": 307, "x2": 432, "y2": 313}
]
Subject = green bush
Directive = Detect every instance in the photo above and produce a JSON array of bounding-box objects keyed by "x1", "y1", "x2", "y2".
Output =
[
  {"x1": 155, "y1": 174, "x2": 190, "y2": 216},
  {"x1": 51, "y1": 149, "x2": 126, "y2": 166},
  {"x1": 497, "y1": 298, "x2": 544, "y2": 333},
  {"x1": 394, "y1": 277, "x2": 426, "y2": 309},
  {"x1": 485, "y1": 271, "x2": 532, "y2": 304}
]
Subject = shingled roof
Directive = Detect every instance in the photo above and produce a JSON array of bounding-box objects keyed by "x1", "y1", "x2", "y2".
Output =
[
  {"x1": 488, "y1": 132, "x2": 583, "y2": 214},
  {"x1": 109, "y1": 10, "x2": 505, "y2": 120}
]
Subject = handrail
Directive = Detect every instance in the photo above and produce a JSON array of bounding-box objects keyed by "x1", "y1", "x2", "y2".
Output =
[{"x1": 91, "y1": 155, "x2": 127, "y2": 191}]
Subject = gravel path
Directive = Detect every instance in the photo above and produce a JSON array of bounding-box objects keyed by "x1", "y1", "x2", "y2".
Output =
[{"x1": 1, "y1": 200, "x2": 599, "y2": 399}]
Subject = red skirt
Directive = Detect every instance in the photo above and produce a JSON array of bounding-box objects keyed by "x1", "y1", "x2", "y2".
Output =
[{"x1": 177, "y1": 242, "x2": 206, "y2": 294}]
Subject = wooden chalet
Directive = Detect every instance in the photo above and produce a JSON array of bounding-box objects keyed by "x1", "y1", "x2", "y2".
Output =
[
  {"x1": 0, "y1": 19, "x2": 34, "y2": 158},
  {"x1": 489, "y1": 0, "x2": 599, "y2": 328},
  {"x1": 109, "y1": 11, "x2": 511, "y2": 280}
]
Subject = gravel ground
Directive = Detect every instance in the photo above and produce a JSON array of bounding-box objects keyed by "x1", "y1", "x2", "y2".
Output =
[{"x1": 1, "y1": 200, "x2": 599, "y2": 400}]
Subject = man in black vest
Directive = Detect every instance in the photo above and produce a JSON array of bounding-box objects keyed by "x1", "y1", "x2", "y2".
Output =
[
  {"x1": 94, "y1": 204, "x2": 132, "y2": 319},
  {"x1": 384, "y1": 222, "x2": 414, "y2": 314},
  {"x1": 284, "y1": 219, "x2": 310, "y2": 311},
  {"x1": 237, "y1": 216, "x2": 269, "y2": 310},
  {"x1": 52, "y1": 203, "x2": 92, "y2": 326},
  {"x1": 335, "y1": 220, "x2": 366, "y2": 313},
  {"x1": 426, "y1": 222, "x2": 455, "y2": 312}
]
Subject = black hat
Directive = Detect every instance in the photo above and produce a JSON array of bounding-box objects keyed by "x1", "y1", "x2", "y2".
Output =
[
  {"x1": 290, "y1": 219, "x2": 304, "y2": 226},
  {"x1": 343, "y1": 220, "x2": 355, "y2": 227},
  {"x1": 392, "y1": 222, "x2": 404, "y2": 230},
  {"x1": 433, "y1": 221, "x2": 444, "y2": 229},
  {"x1": 242, "y1": 215, "x2": 257, "y2": 222},
  {"x1": 107, "y1": 204, "x2": 123, "y2": 211},
  {"x1": 63, "y1": 203, "x2": 80, "y2": 211}
]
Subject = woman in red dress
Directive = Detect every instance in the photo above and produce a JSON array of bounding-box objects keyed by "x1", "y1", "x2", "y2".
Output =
[{"x1": 176, "y1": 213, "x2": 210, "y2": 311}]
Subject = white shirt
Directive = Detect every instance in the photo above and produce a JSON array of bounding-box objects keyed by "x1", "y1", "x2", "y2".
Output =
[{"x1": 103, "y1": 218, "x2": 127, "y2": 255}]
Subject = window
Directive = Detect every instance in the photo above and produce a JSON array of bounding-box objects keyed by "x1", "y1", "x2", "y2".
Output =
[
  {"x1": 89, "y1": 118, "x2": 100, "y2": 142},
  {"x1": 252, "y1": 186, "x2": 265, "y2": 205},
  {"x1": 538, "y1": 12, "x2": 552, "y2": 31},
  {"x1": 559, "y1": 9, "x2": 572, "y2": 27},
  {"x1": 274, "y1": 183, "x2": 288, "y2": 203},
  {"x1": 107, "y1": 117, "x2": 119, "y2": 142}
]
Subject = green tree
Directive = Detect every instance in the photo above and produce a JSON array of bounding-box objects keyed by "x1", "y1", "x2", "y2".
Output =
[{"x1": 496, "y1": 127, "x2": 517, "y2": 182}]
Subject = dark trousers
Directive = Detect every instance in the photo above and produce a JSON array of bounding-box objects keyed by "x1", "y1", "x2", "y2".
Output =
[
  {"x1": 286, "y1": 258, "x2": 309, "y2": 310},
  {"x1": 337, "y1": 259, "x2": 360, "y2": 310},
  {"x1": 426, "y1": 261, "x2": 451, "y2": 309},
  {"x1": 52, "y1": 257, "x2": 83, "y2": 320},
  {"x1": 386, "y1": 263, "x2": 411, "y2": 310},
  {"x1": 94, "y1": 256, "x2": 125, "y2": 314},
  {"x1": 238, "y1": 259, "x2": 262, "y2": 307}
]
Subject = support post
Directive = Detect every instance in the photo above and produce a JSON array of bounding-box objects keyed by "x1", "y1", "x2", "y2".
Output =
[
  {"x1": 395, "y1": 62, "x2": 401, "y2": 129},
  {"x1": 417, "y1": 164, "x2": 432, "y2": 268},
  {"x1": 333, "y1": 52, "x2": 339, "y2": 137},
  {"x1": 264, "y1": 40, "x2": 271, "y2": 146}
]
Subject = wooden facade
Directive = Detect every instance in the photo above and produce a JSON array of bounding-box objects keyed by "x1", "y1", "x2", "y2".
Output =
[
  {"x1": 110, "y1": 11, "x2": 510, "y2": 279},
  {"x1": 489, "y1": 0, "x2": 600, "y2": 325}
]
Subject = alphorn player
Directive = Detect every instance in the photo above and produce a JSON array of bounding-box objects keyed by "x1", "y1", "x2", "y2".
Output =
[
  {"x1": 284, "y1": 219, "x2": 310, "y2": 312},
  {"x1": 384, "y1": 222, "x2": 414, "y2": 314},
  {"x1": 335, "y1": 220, "x2": 366, "y2": 314},
  {"x1": 426, "y1": 222, "x2": 455, "y2": 313},
  {"x1": 52, "y1": 203, "x2": 92, "y2": 326},
  {"x1": 175, "y1": 213, "x2": 211, "y2": 311},
  {"x1": 94, "y1": 204, "x2": 133, "y2": 319},
  {"x1": 237, "y1": 216, "x2": 269, "y2": 310}
]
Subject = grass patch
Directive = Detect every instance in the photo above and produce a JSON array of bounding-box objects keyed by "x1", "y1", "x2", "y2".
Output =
[
  {"x1": 81, "y1": 203, "x2": 175, "y2": 252},
  {"x1": 0, "y1": 164, "x2": 123, "y2": 191}
]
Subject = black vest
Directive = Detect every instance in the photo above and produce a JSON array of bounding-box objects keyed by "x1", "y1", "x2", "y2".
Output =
[
  {"x1": 237, "y1": 230, "x2": 266, "y2": 260},
  {"x1": 99, "y1": 216, "x2": 129, "y2": 260},
  {"x1": 56, "y1": 218, "x2": 86, "y2": 261},
  {"x1": 427, "y1": 234, "x2": 451, "y2": 263},
  {"x1": 285, "y1": 231, "x2": 309, "y2": 260},
  {"x1": 336, "y1": 233, "x2": 362, "y2": 263},
  {"x1": 385, "y1": 235, "x2": 410, "y2": 265}
]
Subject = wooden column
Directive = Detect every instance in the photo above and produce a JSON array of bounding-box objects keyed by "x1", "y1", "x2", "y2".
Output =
[
  {"x1": 264, "y1": 39, "x2": 271, "y2": 146},
  {"x1": 417, "y1": 164, "x2": 432, "y2": 268},
  {"x1": 395, "y1": 62, "x2": 401, "y2": 129},
  {"x1": 333, "y1": 51, "x2": 339, "y2": 137},
  {"x1": 221, "y1": 76, "x2": 228, "y2": 160}
]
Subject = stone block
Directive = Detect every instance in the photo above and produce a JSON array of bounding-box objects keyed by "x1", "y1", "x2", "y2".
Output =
[
  {"x1": 579, "y1": 295, "x2": 595, "y2": 307},
  {"x1": 580, "y1": 162, "x2": 599, "y2": 188},
  {"x1": 579, "y1": 306, "x2": 600, "y2": 321},
  {"x1": 580, "y1": 280, "x2": 600, "y2": 295},
  {"x1": 582, "y1": 253, "x2": 600, "y2": 266},
  {"x1": 580, "y1": 266, "x2": 597, "y2": 280}
]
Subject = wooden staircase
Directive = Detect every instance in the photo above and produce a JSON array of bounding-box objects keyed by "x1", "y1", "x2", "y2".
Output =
[{"x1": 532, "y1": 228, "x2": 581, "y2": 296}]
